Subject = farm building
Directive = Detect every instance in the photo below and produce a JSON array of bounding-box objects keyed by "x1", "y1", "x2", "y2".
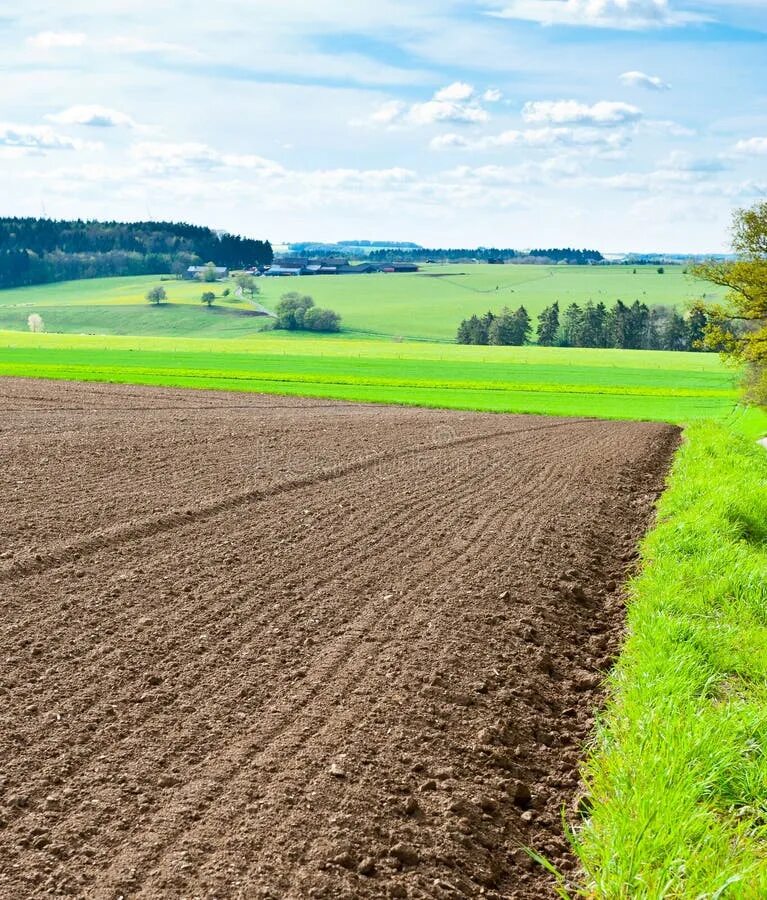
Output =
[
  {"x1": 273, "y1": 258, "x2": 311, "y2": 270},
  {"x1": 381, "y1": 263, "x2": 419, "y2": 273},
  {"x1": 263, "y1": 265, "x2": 303, "y2": 277},
  {"x1": 184, "y1": 265, "x2": 229, "y2": 280},
  {"x1": 263, "y1": 259, "x2": 418, "y2": 276}
]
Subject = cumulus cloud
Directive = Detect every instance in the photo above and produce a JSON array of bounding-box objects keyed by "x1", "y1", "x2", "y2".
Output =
[
  {"x1": 27, "y1": 31, "x2": 87, "y2": 49},
  {"x1": 486, "y1": 0, "x2": 706, "y2": 29},
  {"x1": 483, "y1": 88, "x2": 503, "y2": 102},
  {"x1": 522, "y1": 99, "x2": 642, "y2": 126},
  {"x1": 364, "y1": 82, "x2": 491, "y2": 127},
  {"x1": 434, "y1": 82, "x2": 475, "y2": 102},
  {"x1": 619, "y1": 70, "x2": 670, "y2": 90},
  {"x1": 733, "y1": 137, "x2": 767, "y2": 155},
  {"x1": 47, "y1": 105, "x2": 138, "y2": 128},
  {"x1": 0, "y1": 123, "x2": 100, "y2": 152}
]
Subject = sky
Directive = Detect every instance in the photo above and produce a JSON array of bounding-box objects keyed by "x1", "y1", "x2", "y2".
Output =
[{"x1": 0, "y1": 1, "x2": 765, "y2": 252}]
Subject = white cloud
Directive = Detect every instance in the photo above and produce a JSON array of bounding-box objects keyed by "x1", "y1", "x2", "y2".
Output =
[
  {"x1": 733, "y1": 137, "x2": 767, "y2": 155},
  {"x1": 431, "y1": 125, "x2": 629, "y2": 152},
  {"x1": 522, "y1": 99, "x2": 642, "y2": 126},
  {"x1": 106, "y1": 36, "x2": 200, "y2": 58},
  {"x1": 129, "y1": 142, "x2": 286, "y2": 176},
  {"x1": 486, "y1": 0, "x2": 706, "y2": 29},
  {"x1": 483, "y1": 88, "x2": 503, "y2": 102},
  {"x1": 369, "y1": 100, "x2": 407, "y2": 126},
  {"x1": 365, "y1": 82, "x2": 491, "y2": 127},
  {"x1": 596, "y1": 152, "x2": 727, "y2": 193},
  {"x1": 619, "y1": 70, "x2": 670, "y2": 90},
  {"x1": 434, "y1": 82, "x2": 475, "y2": 102},
  {"x1": 641, "y1": 119, "x2": 695, "y2": 137},
  {"x1": 47, "y1": 105, "x2": 138, "y2": 128},
  {"x1": 27, "y1": 31, "x2": 87, "y2": 49},
  {"x1": 409, "y1": 99, "x2": 488, "y2": 126},
  {"x1": 0, "y1": 123, "x2": 100, "y2": 152}
]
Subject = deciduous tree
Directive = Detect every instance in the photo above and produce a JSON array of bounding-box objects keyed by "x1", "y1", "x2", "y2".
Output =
[
  {"x1": 693, "y1": 201, "x2": 767, "y2": 401},
  {"x1": 146, "y1": 285, "x2": 167, "y2": 305}
]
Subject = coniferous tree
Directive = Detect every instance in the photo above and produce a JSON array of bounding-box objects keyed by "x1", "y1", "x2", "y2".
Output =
[
  {"x1": 512, "y1": 305, "x2": 532, "y2": 345},
  {"x1": 665, "y1": 311, "x2": 691, "y2": 351},
  {"x1": 687, "y1": 307, "x2": 707, "y2": 350},
  {"x1": 536, "y1": 302, "x2": 560, "y2": 346},
  {"x1": 580, "y1": 301, "x2": 607, "y2": 347},
  {"x1": 488, "y1": 307, "x2": 516, "y2": 345},
  {"x1": 607, "y1": 300, "x2": 631, "y2": 348},
  {"x1": 456, "y1": 318, "x2": 473, "y2": 344},
  {"x1": 562, "y1": 303, "x2": 584, "y2": 347},
  {"x1": 626, "y1": 300, "x2": 650, "y2": 349},
  {"x1": 645, "y1": 307, "x2": 666, "y2": 350}
]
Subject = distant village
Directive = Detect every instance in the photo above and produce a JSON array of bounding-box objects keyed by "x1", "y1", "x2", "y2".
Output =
[
  {"x1": 259, "y1": 257, "x2": 420, "y2": 277},
  {"x1": 184, "y1": 258, "x2": 419, "y2": 280}
]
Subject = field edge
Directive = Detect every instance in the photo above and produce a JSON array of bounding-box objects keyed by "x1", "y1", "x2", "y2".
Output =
[{"x1": 572, "y1": 420, "x2": 767, "y2": 896}]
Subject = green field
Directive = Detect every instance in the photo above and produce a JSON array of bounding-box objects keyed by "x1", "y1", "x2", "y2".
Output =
[
  {"x1": 0, "y1": 265, "x2": 725, "y2": 341},
  {"x1": 0, "y1": 264, "x2": 742, "y2": 429},
  {"x1": 0, "y1": 329, "x2": 750, "y2": 427}
]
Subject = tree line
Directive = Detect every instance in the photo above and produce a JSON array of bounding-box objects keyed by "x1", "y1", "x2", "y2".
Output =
[
  {"x1": 457, "y1": 307, "x2": 532, "y2": 345},
  {"x1": 368, "y1": 247, "x2": 604, "y2": 264},
  {"x1": 457, "y1": 300, "x2": 709, "y2": 350},
  {"x1": 0, "y1": 218, "x2": 273, "y2": 289}
]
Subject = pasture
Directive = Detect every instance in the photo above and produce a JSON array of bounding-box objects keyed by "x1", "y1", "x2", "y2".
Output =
[{"x1": 0, "y1": 264, "x2": 725, "y2": 341}]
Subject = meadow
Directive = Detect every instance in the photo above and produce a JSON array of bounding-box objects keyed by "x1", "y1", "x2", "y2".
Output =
[
  {"x1": 0, "y1": 264, "x2": 726, "y2": 341},
  {"x1": 0, "y1": 329, "x2": 748, "y2": 427}
]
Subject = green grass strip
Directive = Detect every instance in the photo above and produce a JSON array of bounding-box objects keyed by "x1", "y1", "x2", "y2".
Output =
[{"x1": 574, "y1": 422, "x2": 767, "y2": 897}]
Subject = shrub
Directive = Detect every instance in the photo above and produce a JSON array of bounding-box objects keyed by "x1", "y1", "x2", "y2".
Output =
[{"x1": 303, "y1": 307, "x2": 341, "y2": 332}]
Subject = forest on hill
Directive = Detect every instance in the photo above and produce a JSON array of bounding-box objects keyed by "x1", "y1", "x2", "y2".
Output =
[
  {"x1": 367, "y1": 246, "x2": 604, "y2": 264},
  {"x1": 0, "y1": 218, "x2": 273, "y2": 289}
]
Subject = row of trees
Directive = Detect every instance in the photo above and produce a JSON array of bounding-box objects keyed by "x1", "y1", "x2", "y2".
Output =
[
  {"x1": 457, "y1": 307, "x2": 532, "y2": 345},
  {"x1": 457, "y1": 300, "x2": 709, "y2": 351},
  {"x1": 0, "y1": 218, "x2": 273, "y2": 289},
  {"x1": 537, "y1": 300, "x2": 708, "y2": 351}
]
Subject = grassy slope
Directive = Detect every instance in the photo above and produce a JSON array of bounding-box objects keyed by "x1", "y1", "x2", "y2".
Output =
[
  {"x1": 0, "y1": 265, "x2": 725, "y2": 341},
  {"x1": 0, "y1": 330, "x2": 740, "y2": 425},
  {"x1": 573, "y1": 418, "x2": 767, "y2": 897}
]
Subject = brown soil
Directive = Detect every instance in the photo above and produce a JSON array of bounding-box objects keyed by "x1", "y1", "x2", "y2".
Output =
[{"x1": 0, "y1": 378, "x2": 679, "y2": 899}]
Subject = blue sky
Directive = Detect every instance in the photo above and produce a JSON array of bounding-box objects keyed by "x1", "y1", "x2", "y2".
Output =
[{"x1": 0, "y1": 0, "x2": 765, "y2": 252}]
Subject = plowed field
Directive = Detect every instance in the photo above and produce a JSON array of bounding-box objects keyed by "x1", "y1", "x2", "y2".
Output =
[{"x1": 0, "y1": 379, "x2": 679, "y2": 899}]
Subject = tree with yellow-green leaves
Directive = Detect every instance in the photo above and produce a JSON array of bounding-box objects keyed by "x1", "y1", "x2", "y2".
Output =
[{"x1": 693, "y1": 201, "x2": 767, "y2": 403}]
